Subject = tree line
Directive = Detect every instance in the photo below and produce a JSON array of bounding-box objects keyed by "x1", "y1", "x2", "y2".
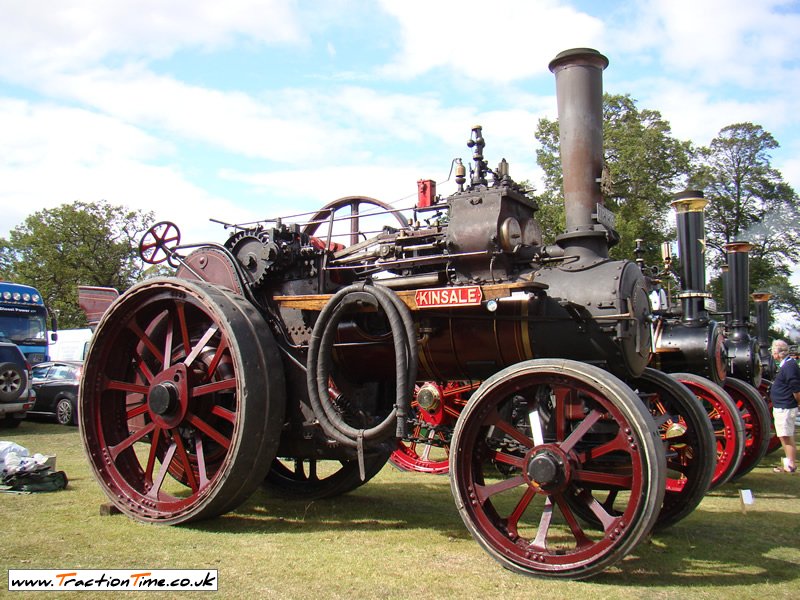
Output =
[
  {"x1": 0, "y1": 93, "x2": 798, "y2": 333},
  {"x1": 534, "y1": 94, "x2": 800, "y2": 333}
]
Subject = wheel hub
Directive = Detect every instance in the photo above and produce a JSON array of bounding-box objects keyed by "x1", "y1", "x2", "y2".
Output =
[
  {"x1": 146, "y1": 363, "x2": 189, "y2": 429},
  {"x1": 416, "y1": 383, "x2": 441, "y2": 412},
  {"x1": 526, "y1": 447, "x2": 568, "y2": 491},
  {"x1": 149, "y1": 382, "x2": 179, "y2": 416}
]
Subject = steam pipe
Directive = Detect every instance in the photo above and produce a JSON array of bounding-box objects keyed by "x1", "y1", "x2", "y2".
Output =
[
  {"x1": 671, "y1": 190, "x2": 710, "y2": 324},
  {"x1": 549, "y1": 48, "x2": 609, "y2": 261}
]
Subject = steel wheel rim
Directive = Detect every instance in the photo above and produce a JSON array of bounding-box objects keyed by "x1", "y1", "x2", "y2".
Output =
[
  {"x1": 450, "y1": 360, "x2": 664, "y2": 578},
  {"x1": 671, "y1": 373, "x2": 744, "y2": 489},
  {"x1": 760, "y1": 380, "x2": 782, "y2": 454},
  {"x1": 725, "y1": 378, "x2": 770, "y2": 481},
  {"x1": 629, "y1": 368, "x2": 715, "y2": 530},
  {"x1": 80, "y1": 278, "x2": 284, "y2": 523}
]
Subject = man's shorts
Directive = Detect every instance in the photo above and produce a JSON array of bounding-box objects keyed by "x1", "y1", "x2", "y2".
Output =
[{"x1": 773, "y1": 407, "x2": 798, "y2": 438}]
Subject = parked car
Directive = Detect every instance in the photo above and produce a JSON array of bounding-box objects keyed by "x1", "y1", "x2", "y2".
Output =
[
  {"x1": 28, "y1": 360, "x2": 82, "y2": 426},
  {"x1": 0, "y1": 341, "x2": 35, "y2": 428}
]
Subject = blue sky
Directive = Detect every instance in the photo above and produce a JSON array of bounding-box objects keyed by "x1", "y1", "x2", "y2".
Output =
[{"x1": 1, "y1": 0, "x2": 799, "y2": 256}]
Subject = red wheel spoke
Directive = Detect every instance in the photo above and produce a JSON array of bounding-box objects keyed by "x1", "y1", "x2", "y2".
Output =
[
  {"x1": 204, "y1": 336, "x2": 229, "y2": 381},
  {"x1": 133, "y1": 351, "x2": 157, "y2": 385},
  {"x1": 126, "y1": 402, "x2": 149, "y2": 420},
  {"x1": 210, "y1": 404, "x2": 236, "y2": 424},
  {"x1": 531, "y1": 496, "x2": 554, "y2": 550},
  {"x1": 191, "y1": 378, "x2": 237, "y2": 397},
  {"x1": 575, "y1": 431, "x2": 628, "y2": 462},
  {"x1": 104, "y1": 378, "x2": 149, "y2": 395},
  {"x1": 554, "y1": 494, "x2": 595, "y2": 546},
  {"x1": 144, "y1": 427, "x2": 163, "y2": 484},
  {"x1": 186, "y1": 412, "x2": 231, "y2": 449},
  {"x1": 573, "y1": 469, "x2": 632, "y2": 488},
  {"x1": 444, "y1": 406, "x2": 462, "y2": 418},
  {"x1": 195, "y1": 435, "x2": 209, "y2": 487},
  {"x1": 489, "y1": 449, "x2": 526, "y2": 469},
  {"x1": 184, "y1": 324, "x2": 219, "y2": 367},
  {"x1": 147, "y1": 441, "x2": 177, "y2": 499},
  {"x1": 109, "y1": 422, "x2": 155, "y2": 461},
  {"x1": 475, "y1": 475, "x2": 525, "y2": 505},
  {"x1": 175, "y1": 302, "x2": 192, "y2": 357},
  {"x1": 506, "y1": 486, "x2": 537, "y2": 538},
  {"x1": 171, "y1": 430, "x2": 199, "y2": 492},
  {"x1": 560, "y1": 408, "x2": 604, "y2": 453},
  {"x1": 129, "y1": 321, "x2": 165, "y2": 367},
  {"x1": 577, "y1": 490, "x2": 618, "y2": 531},
  {"x1": 163, "y1": 313, "x2": 174, "y2": 369},
  {"x1": 488, "y1": 410, "x2": 534, "y2": 450}
]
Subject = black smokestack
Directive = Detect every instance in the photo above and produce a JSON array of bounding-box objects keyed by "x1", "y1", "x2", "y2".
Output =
[
  {"x1": 724, "y1": 241, "x2": 753, "y2": 341},
  {"x1": 672, "y1": 190, "x2": 710, "y2": 324}
]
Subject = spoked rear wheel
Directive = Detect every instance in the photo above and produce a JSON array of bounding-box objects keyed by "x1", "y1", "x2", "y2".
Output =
[
  {"x1": 450, "y1": 359, "x2": 665, "y2": 579},
  {"x1": 264, "y1": 452, "x2": 390, "y2": 500},
  {"x1": 627, "y1": 368, "x2": 715, "y2": 530},
  {"x1": 725, "y1": 377, "x2": 771, "y2": 481},
  {"x1": 80, "y1": 278, "x2": 286, "y2": 524},
  {"x1": 671, "y1": 373, "x2": 745, "y2": 490}
]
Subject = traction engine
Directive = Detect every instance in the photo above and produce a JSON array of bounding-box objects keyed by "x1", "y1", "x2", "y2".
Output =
[
  {"x1": 646, "y1": 195, "x2": 770, "y2": 486},
  {"x1": 79, "y1": 48, "x2": 715, "y2": 579}
]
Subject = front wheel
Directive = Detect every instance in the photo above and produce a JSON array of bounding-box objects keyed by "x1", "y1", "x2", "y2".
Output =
[{"x1": 450, "y1": 359, "x2": 665, "y2": 579}]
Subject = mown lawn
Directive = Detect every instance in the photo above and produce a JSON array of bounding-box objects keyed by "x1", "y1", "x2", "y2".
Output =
[{"x1": 2, "y1": 421, "x2": 799, "y2": 599}]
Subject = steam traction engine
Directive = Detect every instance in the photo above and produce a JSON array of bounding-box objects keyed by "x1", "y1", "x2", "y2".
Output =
[
  {"x1": 647, "y1": 194, "x2": 772, "y2": 487},
  {"x1": 80, "y1": 49, "x2": 713, "y2": 579}
]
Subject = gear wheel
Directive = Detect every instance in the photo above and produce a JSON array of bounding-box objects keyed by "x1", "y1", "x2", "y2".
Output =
[{"x1": 225, "y1": 229, "x2": 279, "y2": 287}]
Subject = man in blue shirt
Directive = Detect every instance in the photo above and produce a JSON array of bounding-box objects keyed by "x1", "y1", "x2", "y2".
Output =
[{"x1": 770, "y1": 339, "x2": 800, "y2": 473}]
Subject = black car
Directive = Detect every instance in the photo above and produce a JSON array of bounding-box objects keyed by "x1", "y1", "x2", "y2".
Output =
[
  {"x1": 0, "y1": 341, "x2": 35, "y2": 427},
  {"x1": 29, "y1": 360, "x2": 82, "y2": 425}
]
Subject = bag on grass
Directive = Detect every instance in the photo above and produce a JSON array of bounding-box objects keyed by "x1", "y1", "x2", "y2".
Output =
[{"x1": 0, "y1": 469, "x2": 68, "y2": 493}]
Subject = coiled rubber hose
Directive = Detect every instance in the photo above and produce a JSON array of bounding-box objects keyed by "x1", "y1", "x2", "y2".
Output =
[{"x1": 306, "y1": 282, "x2": 417, "y2": 448}]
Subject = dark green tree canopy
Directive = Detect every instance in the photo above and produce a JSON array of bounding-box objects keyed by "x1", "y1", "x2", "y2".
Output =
[
  {"x1": 535, "y1": 93, "x2": 693, "y2": 263},
  {"x1": 690, "y1": 122, "x2": 800, "y2": 316},
  {"x1": 0, "y1": 200, "x2": 154, "y2": 328}
]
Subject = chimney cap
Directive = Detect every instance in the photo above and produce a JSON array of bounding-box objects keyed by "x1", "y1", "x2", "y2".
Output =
[{"x1": 549, "y1": 48, "x2": 608, "y2": 73}]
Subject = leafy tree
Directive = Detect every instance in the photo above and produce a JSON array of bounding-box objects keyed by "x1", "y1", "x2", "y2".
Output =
[
  {"x1": 691, "y1": 123, "x2": 800, "y2": 317},
  {"x1": 535, "y1": 94, "x2": 693, "y2": 264},
  {"x1": 0, "y1": 201, "x2": 154, "y2": 328}
]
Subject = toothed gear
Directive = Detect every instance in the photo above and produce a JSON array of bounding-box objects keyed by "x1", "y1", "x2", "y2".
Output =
[{"x1": 225, "y1": 229, "x2": 279, "y2": 287}]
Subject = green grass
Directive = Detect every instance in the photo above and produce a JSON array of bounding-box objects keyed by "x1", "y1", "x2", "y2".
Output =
[{"x1": 2, "y1": 421, "x2": 799, "y2": 599}]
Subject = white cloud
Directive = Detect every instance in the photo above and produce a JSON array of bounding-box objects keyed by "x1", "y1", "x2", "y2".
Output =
[
  {"x1": 0, "y1": 0, "x2": 305, "y2": 81},
  {"x1": 0, "y1": 99, "x2": 256, "y2": 240},
  {"x1": 378, "y1": 0, "x2": 604, "y2": 82},
  {"x1": 631, "y1": 80, "x2": 796, "y2": 146},
  {"x1": 615, "y1": 0, "x2": 800, "y2": 89}
]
